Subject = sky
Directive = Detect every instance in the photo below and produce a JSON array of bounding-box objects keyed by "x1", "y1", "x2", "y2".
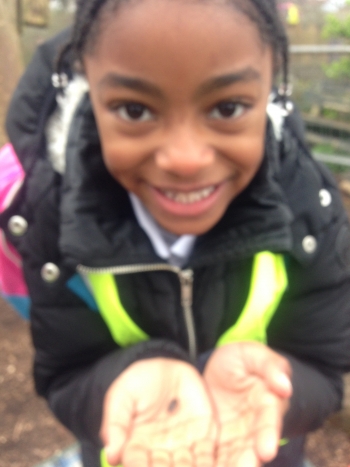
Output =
[{"x1": 322, "y1": 0, "x2": 347, "y2": 12}]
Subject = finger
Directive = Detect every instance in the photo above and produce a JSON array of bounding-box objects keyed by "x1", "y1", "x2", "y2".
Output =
[
  {"x1": 173, "y1": 447, "x2": 193, "y2": 467},
  {"x1": 264, "y1": 362, "x2": 292, "y2": 398},
  {"x1": 104, "y1": 424, "x2": 130, "y2": 465},
  {"x1": 255, "y1": 420, "x2": 280, "y2": 464},
  {"x1": 217, "y1": 433, "x2": 255, "y2": 467},
  {"x1": 123, "y1": 445, "x2": 150, "y2": 467},
  {"x1": 100, "y1": 381, "x2": 134, "y2": 464},
  {"x1": 235, "y1": 448, "x2": 260, "y2": 467},
  {"x1": 256, "y1": 427, "x2": 279, "y2": 464},
  {"x1": 151, "y1": 449, "x2": 171, "y2": 467},
  {"x1": 217, "y1": 442, "x2": 259, "y2": 467},
  {"x1": 240, "y1": 343, "x2": 292, "y2": 397},
  {"x1": 270, "y1": 372, "x2": 292, "y2": 398},
  {"x1": 254, "y1": 395, "x2": 283, "y2": 463},
  {"x1": 193, "y1": 439, "x2": 215, "y2": 467}
]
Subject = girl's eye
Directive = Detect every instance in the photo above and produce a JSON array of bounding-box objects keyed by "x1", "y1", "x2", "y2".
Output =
[
  {"x1": 209, "y1": 101, "x2": 246, "y2": 120},
  {"x1": 116, "y1": 103, "x2": 154, "y2": 122}
]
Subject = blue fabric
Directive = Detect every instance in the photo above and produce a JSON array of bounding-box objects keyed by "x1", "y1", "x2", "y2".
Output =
[
  {"x1": 34, "y1": 444, "x2": 82, "y2": 467},
  {"x1": 304, "y1": 461, "x2": 315, "y2": 467},
  {"x1": 2, "y1": 274, "x2": 98, "y2": 320},
  {"x1": 66, "y1": 274, "x2": 98, "y2": 312},
  {"x1": 1, "y1": 293, "x2": 31, "y2": 319}
]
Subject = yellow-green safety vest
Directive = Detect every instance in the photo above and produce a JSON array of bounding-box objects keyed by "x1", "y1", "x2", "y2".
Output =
[{"x1": 86, "y1": 251, "x2": 288, "y2": 467}]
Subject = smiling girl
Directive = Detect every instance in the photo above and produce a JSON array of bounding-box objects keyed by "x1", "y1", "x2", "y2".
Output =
[
  {"x1": 3, "y1": 0, "x2": 350, "y2": 467},
  {"x1": 84, "y1": 0, "x2": 273, "y2": 235}
]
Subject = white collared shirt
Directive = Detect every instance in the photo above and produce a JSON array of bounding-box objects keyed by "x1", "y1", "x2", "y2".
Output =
[{"x1": 129, "y1": 193, "x2": 196, "y2": 268}]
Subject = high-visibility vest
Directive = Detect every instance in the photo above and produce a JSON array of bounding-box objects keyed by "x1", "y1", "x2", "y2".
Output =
[
  {"x1": 86, "y1": 251, "x2": 288, "y2": 467},
  {"x1": 87, "y1": 251, "x2": 287, "y2": 348}
]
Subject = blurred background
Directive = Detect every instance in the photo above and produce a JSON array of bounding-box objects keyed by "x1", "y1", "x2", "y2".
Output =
[{"x1": 1, "y1": 1, "x2": 350, "y2": 466}]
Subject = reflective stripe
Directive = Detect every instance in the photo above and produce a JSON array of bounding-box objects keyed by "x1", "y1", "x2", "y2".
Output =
[
  {"x1": 87, "y1": 251, "x2": 287, "y2": 349},
  {"x1": 87, "y1": 272, "x2": 149, "y2": 347},
  {"x1": 217, "y1": 252, "x2": 288, "y2": 346}
]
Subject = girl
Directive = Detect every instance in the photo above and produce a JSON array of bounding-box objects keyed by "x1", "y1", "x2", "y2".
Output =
[{"x1": 2, "y1": 1, "x2": 350, "y2": 466}]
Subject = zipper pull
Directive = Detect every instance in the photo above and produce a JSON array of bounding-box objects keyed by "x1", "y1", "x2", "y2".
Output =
[
  {"x1": 179, "y1": 269, "x2": 193, "y2": 308},
  {"x1": 178, "y1": 269, "x2": 197, "y2": 361}
]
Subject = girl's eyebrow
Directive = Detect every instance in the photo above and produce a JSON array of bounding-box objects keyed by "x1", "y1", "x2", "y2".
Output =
[
  {"x1": 196, "y1": 67, "x2": 261, "y2": 97},
  {"x1": 98, "y1": 67, "x2": 260, "y2": 98},
  {"x1": 98, "y1": 73, "x2": 163, "y2": 98}
]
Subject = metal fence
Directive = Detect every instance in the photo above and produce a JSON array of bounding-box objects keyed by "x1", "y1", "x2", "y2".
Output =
[{"x1": 289, "y1": 45, "x2": 350, "y2": 167}]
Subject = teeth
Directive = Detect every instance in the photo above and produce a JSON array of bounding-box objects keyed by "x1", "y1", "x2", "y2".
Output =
[{"x1": 163, "y1": 186, "x2": 215, "y2": 204}]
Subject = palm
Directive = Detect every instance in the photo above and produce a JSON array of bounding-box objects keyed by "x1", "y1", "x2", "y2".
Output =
[
  {"x1": 209, "y1": 373, "x2": 278, "y2": 467},
  {"x1": 102, "y1": 359, "x2": 216, "y2": 466},
  {"x1": 204, "y1": 343, "x2": 291, "y2": 467},
  {"x1": 125, "y1": 364, "x2": 215, "y2": 450}
]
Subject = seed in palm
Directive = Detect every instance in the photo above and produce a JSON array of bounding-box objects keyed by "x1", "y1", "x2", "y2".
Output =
[{"x1": 167, "y1": 398, "x2": 179, "y2": 413}]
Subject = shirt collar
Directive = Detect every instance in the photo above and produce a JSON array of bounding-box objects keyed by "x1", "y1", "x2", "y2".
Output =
[{"x1": 129, "y1": 193, "x2": 196, "y2": 267}]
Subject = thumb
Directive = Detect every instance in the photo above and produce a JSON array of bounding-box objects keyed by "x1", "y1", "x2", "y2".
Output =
[
  {"x1": 265, "y1": 365, "x2": 292, "y2": 399},
  {"x1": 100, "y1": 380, "x2": 133, "y2": 466},
  {"x1": 240, "y1": 342, "x2": 293, "y2": 398},
  {"x1": 261, "y1": 352, "x2": 292, "y2": 399}
]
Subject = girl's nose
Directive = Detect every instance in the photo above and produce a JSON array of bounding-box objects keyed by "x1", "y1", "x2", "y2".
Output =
[{"x1": 155, "y1": 128, "x2": 215, "y2": 177}]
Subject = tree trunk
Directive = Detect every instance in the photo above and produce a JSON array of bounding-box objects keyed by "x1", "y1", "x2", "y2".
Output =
[{"x1": 0, "y1": 0, "x2": 23, "y2": 146}]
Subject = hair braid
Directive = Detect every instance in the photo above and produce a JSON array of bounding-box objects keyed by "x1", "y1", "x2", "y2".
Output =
[
  {"x1": 72, "y1": 0, "x2": 111, "y2": 59},
  {"x1": 55, "y1": 0, "x2": 111, "y2": 74},
  {"x1": 248, "y1": 0, "x2": 290, "y2": 97}
]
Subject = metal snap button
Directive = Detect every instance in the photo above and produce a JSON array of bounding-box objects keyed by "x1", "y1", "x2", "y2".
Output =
[
  {"x1": 319, "y1": 189, "x2": 332, "y2": 207},
  {"x1": 302, "y1": 236, "x2": 317, "y2": 254},
  {"x1": 41, "y1": 263, "x2": 60, "y2": 283},
  {"x1": 8, "y1": 216, "x2": 28, "y2": 236}
]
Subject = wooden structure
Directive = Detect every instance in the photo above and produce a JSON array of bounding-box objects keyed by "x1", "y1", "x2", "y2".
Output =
[{"x1": 21, "y1": 0, "x2": 50, "y2": 28}]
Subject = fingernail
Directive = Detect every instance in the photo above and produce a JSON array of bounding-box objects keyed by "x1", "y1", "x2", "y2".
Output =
[
  {"x1": 276, "y1": 373, "x2": 292, "y2": 393},
  {"x1": 104, "y1": 446, "x2": 116, "y2": 465},
  {"x1": 262, "y1": 436, "x2": 278, "y2": 460}
]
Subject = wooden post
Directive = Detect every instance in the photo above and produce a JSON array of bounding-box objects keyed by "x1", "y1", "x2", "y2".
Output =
[
  {"x1": 16, "y1": 0, "x2": 22, "y2": 34},
  {"x1": 0, "y1": 0, "x2": 24, "y2": 146}
]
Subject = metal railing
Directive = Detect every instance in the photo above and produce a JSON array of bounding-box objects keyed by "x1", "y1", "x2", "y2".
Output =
[
  {"x1": 289, "y1": 44, "x2": 350, "y2": 168},
  {"x1": 313, "y1": 153, "x2": 350, "y2": 167},
  {"x1": 290, "y1": 44, "x2": 350, "y2": 54}
]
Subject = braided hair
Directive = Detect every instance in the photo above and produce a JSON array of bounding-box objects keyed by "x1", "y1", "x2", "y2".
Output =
[
  {"x1": 57, "y1": 0, "x2": 290, "y2": 97},
  {"x1": 232, "y1": 0, "x2": 290, "y2": 93}
]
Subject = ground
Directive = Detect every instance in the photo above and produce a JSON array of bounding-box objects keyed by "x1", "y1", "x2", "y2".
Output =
[
  {"x1": 1, "y1": 186, "x2": 350, "y2": 467},
  {"x1": 0, "y1": 300, "x2": 75, "y2": 467}
]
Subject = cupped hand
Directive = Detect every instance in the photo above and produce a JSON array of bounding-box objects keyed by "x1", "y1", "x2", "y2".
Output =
[
  {"x1": 204, "y1": 342, "x2": 292, "y2": 467},
  {"x1": 100, "y1": 358, "x2": 217, "y2": 467}
]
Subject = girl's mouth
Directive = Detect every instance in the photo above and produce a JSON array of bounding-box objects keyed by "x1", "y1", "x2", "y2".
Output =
[
  {"x1": 150, "y1": 182, "x2": 226, "y2": 218},
  {"x1": 161, "y1": 185, "x2": 216, "y2": 204}
]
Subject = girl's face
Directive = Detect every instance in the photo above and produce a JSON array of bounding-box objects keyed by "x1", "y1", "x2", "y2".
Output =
[{"x1": 84, "y1": 0, "x2": 274, "y2": 235}]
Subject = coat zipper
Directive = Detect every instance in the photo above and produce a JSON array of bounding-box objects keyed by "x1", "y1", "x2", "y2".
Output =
[{"x1": 77, "y1": 263, "x2": 197, "y2": 361}]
